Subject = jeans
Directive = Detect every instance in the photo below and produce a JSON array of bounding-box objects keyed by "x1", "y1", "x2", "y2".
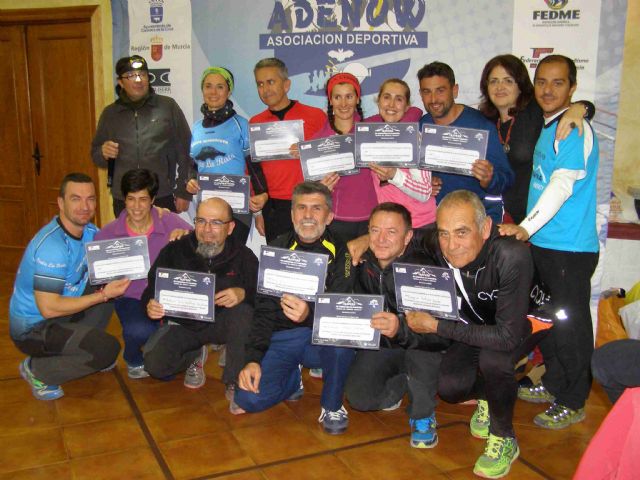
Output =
[
  {"x1": 114, "y1": 297, "x2": 159, "y2": 367},
  {"x1": 234, "y1": 327, "x2": 355, "y2": 412}
]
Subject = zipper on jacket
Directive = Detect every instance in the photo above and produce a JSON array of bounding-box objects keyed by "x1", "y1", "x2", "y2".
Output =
[{"x1": 135, "y1": 110, "x2": 140, "y2": 168}]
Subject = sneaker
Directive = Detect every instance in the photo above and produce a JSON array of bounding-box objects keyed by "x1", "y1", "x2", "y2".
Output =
[
  {"x1": 286, "y1": 365, "x2": 304, "y2": 401},
  {"x1": 218, "y1": 346, "x2": 226, "y2": 367},
  {"x1": 184, "y1": 345, "x2": 208, "y2": 389},
  {"x1": 470, "y1": 399, "x2": 490, "y2": 439},
  {"x1": 409, "y1": 414, "x2": 438, "y2": 448},
  {"x1": 382, "y1": 398, "x2": 403, "y2": 411},
  {"x1": 319, "y1": 405, "x2": 349, "y2": 435},
  {"x1": 518, "y1": 383, "x2": 555, "y2": 404},
  {"x1": 533, "y1": 402, "x2": 586, "y2": 430},
  {"x1": 473, "y1": 434, "x2": 520, "y2": 479},
  {"x1": 309, "y1": 368, "x2": 323, "y2": 378},
  {"x1": 127, "y1": 364, "x2": 150, "y2": 379},
  {"x1": 100, "y1": 360, "x2": 117, "y2": 372},
  {"x1": 19, "y1": 358, "x2": 64, "y2": 401}
]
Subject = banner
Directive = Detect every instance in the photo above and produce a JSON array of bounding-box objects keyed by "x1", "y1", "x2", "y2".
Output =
[
  {"x1": 513, "y1": 0, "x2": 601, "y2": 101},
  {"x1": 128, "y1": 0, "x2": 193, "y2": 124}
]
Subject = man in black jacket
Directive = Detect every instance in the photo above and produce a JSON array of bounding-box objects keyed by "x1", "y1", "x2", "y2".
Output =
[
  {"x1": 398, "y1": 190, "x2": 534, "y2": 479},
  {"x1": 236, "y1": 181, "x2": 354, "y2": 434},
  {"x1": 92, "y1": 55, "x2": 192, "y2": 215},
  {"x1": 345, "y1": 202, "x2": 448, "y2": 449},
  {"x1": 142, "y1": 198, "x2": 257, "y2": 404}
]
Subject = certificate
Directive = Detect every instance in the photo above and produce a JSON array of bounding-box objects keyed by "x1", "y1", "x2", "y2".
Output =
[
  {"x1": 299, "y1": 135, "x2": 359, "y2": 181},
  {"x1": 355, "y1": 122, "x2": 419, "y2": 167},
  {"x1": 257, "y1": 246, "x2": 328, "y2": 301},
  {"x1": 312, "y1": 294, "x2": 383, "y2": 349},
  {"x1": 154, "y1": 268, "x2": 215, "y2": 322},
  {"x1": 393, "y1": 262, "x2": 460, "y2": 320},
  {"x1": 85, "y1": 236, "x2": 150, "y2": 285},
  {"x1": 197, "y1": 174, "x2": 250, "y2": 214},
  {"x1": 420, "y1": 124, "x2": 489, "y2": 176},
  {"x1": 249, "y1": 120, "x2": 304, "y2": 162}
]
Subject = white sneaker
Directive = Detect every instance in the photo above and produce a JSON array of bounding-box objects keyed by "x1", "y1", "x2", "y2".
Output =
[
  {"x1": 184, "y1": 345, "x2": 208, "y2": 389},
  {"x1": 127, "y1": 364, "x2": 150, "y2": 379}
]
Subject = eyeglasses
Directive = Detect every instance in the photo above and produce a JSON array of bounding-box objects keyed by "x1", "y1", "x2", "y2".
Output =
[
  {"x1": 194, "y1": 217, "x2": 233, "y2": 229},
  {"x1": 488, "y1": 77, "x2": 516, "y2": 87},
  {"x1": 120, "y1": 71, "x2": 149, "y2": 81}
]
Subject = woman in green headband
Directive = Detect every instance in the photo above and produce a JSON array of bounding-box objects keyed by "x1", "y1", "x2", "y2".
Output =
[{"x1": 186, "y1": 66, "x2": 267, "y2": 248}]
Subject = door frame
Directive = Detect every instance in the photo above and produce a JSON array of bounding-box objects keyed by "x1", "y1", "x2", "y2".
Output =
[{"x1": 0, "y1": 4, "x2": 113, "y2": 225}]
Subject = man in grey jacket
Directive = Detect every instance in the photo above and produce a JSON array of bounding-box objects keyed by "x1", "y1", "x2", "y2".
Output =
[{"x1": 91, "y1": 55, "x2": 192, "y2": 216}]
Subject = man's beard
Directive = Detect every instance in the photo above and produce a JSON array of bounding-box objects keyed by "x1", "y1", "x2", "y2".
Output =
[{"x1": 196, "y1": 241, "x2": 223, "y2": 259}]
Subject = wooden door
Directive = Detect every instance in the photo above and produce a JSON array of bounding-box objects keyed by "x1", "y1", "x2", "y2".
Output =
[{"x1": 0, "y1": 20, "x2": 98, "y2": 272}]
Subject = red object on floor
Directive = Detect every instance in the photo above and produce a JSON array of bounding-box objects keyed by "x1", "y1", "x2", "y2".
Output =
[{"x1": 573, "y1": 387, "x2": 640, "y2": 479}]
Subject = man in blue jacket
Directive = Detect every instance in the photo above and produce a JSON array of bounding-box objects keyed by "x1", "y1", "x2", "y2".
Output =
[{"x1": 418, "y1": 61, "x2": 514, "y2": 222}]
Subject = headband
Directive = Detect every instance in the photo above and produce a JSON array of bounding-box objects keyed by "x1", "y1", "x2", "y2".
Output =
[
  {"x1": 200, "y1": 66, "x2": 235, "y2": 92},
  {"x1": 326, "y1": 72, "x2": 361, "y2": 98}
]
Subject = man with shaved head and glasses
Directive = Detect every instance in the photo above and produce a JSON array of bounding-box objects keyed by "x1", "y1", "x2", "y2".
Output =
[{"x1": 142, "y1": 198, "x2": 258, "y2": 411}]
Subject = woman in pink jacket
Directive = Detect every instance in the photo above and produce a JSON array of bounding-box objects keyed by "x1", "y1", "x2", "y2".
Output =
[
  {"x1": 366, "y1": 78, "x2": 436, "y2": 229},
  {"x1": 315, "y1": 73, "x2": 378, "y2": 243}
]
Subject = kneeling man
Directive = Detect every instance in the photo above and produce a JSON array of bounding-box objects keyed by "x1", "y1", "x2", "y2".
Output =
[
  {"x1": 143, "y1": 198, "x2": 257, "y2": 407},
  {"x1": 236, "y1": 181, "x2": 354, "y2": 434},
  {"x1": 345, "y1": 202, "x2": 448, "y2": 448}
]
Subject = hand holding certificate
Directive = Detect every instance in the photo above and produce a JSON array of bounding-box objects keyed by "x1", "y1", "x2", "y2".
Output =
[
  {"x1": 154, "y1": 268, "x2": 215, "y2": 322},
  {"x1": 355, "y1": 122, "x2": 420, "y2": 167},
  {"x1": 197, "y1": 174, "x2": 250, "y2": 214},
  {"x1": 85, "y1": 236, "x2": 150, "y2": 285},
  {"x1": 299, "y1": 135, "x2": 359, "y2": 181},
  {"x1": 420, "y1": 124, "x2": 489, "y2": 176},
  {"x1": 393, "y1": 263, "x2": 460, "y2": 321},
  {"x1": 312, "y1": 294, "x2": 383, "y2": 349},
  {"x1": 249, "y1": 120, "x2": 304, "y2": 162},
  {"x1": 257, "y1": 246, "x2": 328, "y2": 301}
]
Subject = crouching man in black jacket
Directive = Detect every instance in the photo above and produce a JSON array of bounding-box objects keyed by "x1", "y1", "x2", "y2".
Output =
[
  {"x1": 236, "y1": 181, "x2": 354, "y2": 435},
  {"x1": 142, "y1": 198, "x2": 258, "y2": 410},
  {"x1": 398, "y1": 190, "x2": 535, "y2": 479},
  {"x1": 345, "y1": 203, "x2": 449, "y2": 449}
]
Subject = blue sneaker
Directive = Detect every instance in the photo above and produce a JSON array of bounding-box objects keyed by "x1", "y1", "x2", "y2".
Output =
[
  {"x1": 319, "y1": 405, "x2": 349, "y2": 435},
  {"x1": 19, "y1": 358, "x2": 64, "y2": 401},
  {"x1": 410, "y1": 414, "x2": 438, "y2": 448}
]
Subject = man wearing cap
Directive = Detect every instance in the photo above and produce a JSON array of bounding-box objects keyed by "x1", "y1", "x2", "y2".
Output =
[
  {"x1": 92, "y1": 55, "x2": 193, "y2": 216},
  {"x1": 250, "y1": 58, "x2": 327, "y2": 242}
]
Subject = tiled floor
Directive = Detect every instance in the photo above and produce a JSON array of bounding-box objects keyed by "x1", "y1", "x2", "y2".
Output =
[{"x1": 0, "y1": 275, "x2": 610, "y2": 479}]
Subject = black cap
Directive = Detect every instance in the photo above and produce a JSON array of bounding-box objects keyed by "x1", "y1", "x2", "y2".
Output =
[{"x1": 115, "y1": 55, "x2": 148, "y2": 77}]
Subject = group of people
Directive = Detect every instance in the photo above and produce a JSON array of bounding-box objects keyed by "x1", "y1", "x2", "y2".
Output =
[{"x1": 8, "y1": 51, "x2": 601, "y2": 479}]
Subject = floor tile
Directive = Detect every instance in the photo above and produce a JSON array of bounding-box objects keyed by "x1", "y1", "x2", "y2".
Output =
[
  {"x1": 262, "y1": 453, "x2": 357, "y2": 479},
  {"x1": 160, "y1": 431, "x2": 255, "y2": 479},
  {"x1": 63, "y1": 416, "x2": 147, "y2": 458},
  {"x1": 215, "y1": 471, "x2": 267, "y2": 480},
  {"x1": 216, "y1": 400, "x2": 299, "y2": 431},
  {"x1": 445, "y1": 462, "x2": 547, "y2": 479},
  {"x1": 54, "y1": 374, "x2": 132, "y2": 425},
  {"x1": 0, "y1": 399, "x2": 58, "y2": 436},
  {"x1": 70, "y1": 446, "x2": 165, "y2": 480},
  {"x1": 0, "y1": 463, "x2": 73, "y2": 480},
  {"x1": 418, "y1": 423, "x2": 486, "y2": 472},
  {"x1": 143, "y1": 403, "x2": 229, "y2": 443},
  {"x1": 311, "y1": 408, "x2": 400, "y2": 449},
  {"x1": 336, "y1": 437, "x2": 444, "y2": 479},
  {"x1": 524, "y1": 436, "x2": 591, "y2": 480},
  {"x1": 232, "y1": 417, "x2": 328, "y2": 464},
  {"x1": 0, "y1": 427, "x2": 67, "y2": 475},
  {"x1": 126, "y1": 376, "x2": 210, "y2": 412},
  {"x1": 0, "y1": 378, "x2": 36, "y2": 406}
]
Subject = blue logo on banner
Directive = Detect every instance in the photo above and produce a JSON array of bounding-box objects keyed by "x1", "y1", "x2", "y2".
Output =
[
  {"x1": 260, "y1": 0, "x2": 428, "y2": 97},
  {"x1": 150, "y1": 3, "x2": 163, "y2": 24}
]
